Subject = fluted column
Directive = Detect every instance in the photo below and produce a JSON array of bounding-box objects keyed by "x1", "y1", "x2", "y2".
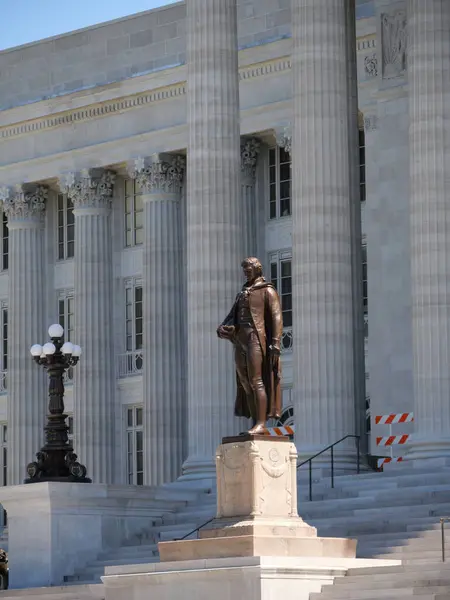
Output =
[
  {"x1": 129, "y1": 154, "x2": 185, "y2": 485},
  {"x1": 291, "y1": 0, "x2": 359, "y2": 465},
  {"x1": 408, "y1": 1, "x2": 450, "y2": 459},
  {"x1": 183, "y1": 0, "x2": 244, "y2": 480},
  {"x1": 0, "y1": 184, "x2": 47, "y2": 484},
  {"x1": 59, "y1": 169, "x2": 115, "y2": 483},
  {"x1": 241, "y1": 138, "x2": 261, "y2": 258}
]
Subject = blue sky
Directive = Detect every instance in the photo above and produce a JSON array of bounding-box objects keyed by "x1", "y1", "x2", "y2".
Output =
[{"x1": 0, "y1": 0, "x2": 178, "y2": 51}]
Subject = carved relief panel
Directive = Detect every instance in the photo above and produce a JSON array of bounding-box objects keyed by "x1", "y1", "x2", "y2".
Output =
[
  {"x1": 381, "y1": 9, "x2": 407, "y2": 79},
  {"x1": 215, "y1": 438, "x2": 298, "y2": 520}
]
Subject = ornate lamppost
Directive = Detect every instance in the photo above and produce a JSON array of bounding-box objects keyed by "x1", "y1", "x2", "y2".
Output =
[{"x1": 26, "y1": 324, "x2": 91, "y2": 483}]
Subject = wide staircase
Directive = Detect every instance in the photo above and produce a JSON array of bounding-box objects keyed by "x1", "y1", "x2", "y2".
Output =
[{"x1": 4, "y1": 460, "x2": 450, "y2": 598}]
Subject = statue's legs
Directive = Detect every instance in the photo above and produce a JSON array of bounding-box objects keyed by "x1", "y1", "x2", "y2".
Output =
[{"x1": 235, "y1": 327, "x2": 267, "y2": 434}]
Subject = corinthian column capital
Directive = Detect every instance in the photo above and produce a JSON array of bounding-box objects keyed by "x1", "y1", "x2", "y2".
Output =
[
  {"x1": 128, "y1": 154, "x2": 185, "y2": 196},
  {"x1": 58, "y1": 169, "x2": 115, "y2": 210},
  {"x1": 241, "y1": 138, "x2": 261, "y2": 186},
  {"x1": 275, "y1": 123, "x2": 292, "y2": 155},
  {"x1": 0, "y1": 184, "x2": 47, "y2": 226}
]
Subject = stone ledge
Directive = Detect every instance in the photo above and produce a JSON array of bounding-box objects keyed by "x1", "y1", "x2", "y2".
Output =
[{"x1": 159, "y1": 534, "x2": 357, "y2": 562}]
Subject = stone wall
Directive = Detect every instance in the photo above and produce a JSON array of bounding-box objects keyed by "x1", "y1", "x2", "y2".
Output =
[
  {"x1": 0, "y1": 0, "x2": 292, "y2": 111},
  {"x1": 0, "y1": 0, "x2": 375, "y2": 112}
]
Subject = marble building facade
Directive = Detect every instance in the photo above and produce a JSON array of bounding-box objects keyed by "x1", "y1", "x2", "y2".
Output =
[{"x1": 0, "y1": 0, "x2": 447, "y2": 486}]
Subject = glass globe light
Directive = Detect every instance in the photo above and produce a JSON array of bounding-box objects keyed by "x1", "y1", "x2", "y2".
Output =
[
  {"x1": 30, "y1": 344, "x2": 43, "y2": 357},
  {"x1": 72, "y1": 345, "x2": 82, "y2": 358},
  {"x1": 48, "y1": 324, "x2": 64, "y2": 339},
  {"x1": 42, "y1": 342, "x2": 56, "y2": 355},
  {"x1": 61, "y1": 342, "x2": 74, "y2": 355}
]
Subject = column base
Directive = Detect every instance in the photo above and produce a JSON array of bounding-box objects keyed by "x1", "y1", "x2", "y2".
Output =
[
  {"x1": 179, "y1": 455, "x2": 216, "y2": 485},
  {"x1": 405, "y1": 437, "x2": 450, "y2": 461}
]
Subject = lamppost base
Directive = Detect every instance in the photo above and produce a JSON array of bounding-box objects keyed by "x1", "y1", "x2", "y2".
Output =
[{"x1": 24, "y1": 448, "x2": 91, "y2": 484}]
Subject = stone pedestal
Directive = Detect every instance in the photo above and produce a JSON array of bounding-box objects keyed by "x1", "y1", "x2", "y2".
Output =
[
  {"x1": 103, "y1": 437, "x2": 399, "y2": 600},
  {"x1": 0, "y1": 483, "x2": 179, "y2": 589},
  {"x1": 160, "y1": 437, "x2": 354, "y2": 562}
]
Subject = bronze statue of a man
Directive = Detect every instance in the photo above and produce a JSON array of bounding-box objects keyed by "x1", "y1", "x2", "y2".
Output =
[{"x1": 217, "y1": 257, "x2": 283, "y2": 435}]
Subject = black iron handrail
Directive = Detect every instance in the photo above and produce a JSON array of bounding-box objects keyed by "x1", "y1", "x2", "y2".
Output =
[
  {"x1": 177, "y1": 517, "x2": 215, "y2": 541},
  {"x1": 297, "y1": 434, "x2": 361, "y2": 501},
  {"x1": 440, "y1": 517, "x2": 450, "y2": 561}
]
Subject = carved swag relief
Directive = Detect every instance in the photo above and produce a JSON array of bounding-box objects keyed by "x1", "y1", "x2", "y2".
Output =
[{"x1": 217, "y1": 442, "x2": 293, "y2": 518}]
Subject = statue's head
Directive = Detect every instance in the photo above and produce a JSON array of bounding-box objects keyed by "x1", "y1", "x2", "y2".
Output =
[{"x1": 241, "y1": 257, "x2": 263, "y2": 283}]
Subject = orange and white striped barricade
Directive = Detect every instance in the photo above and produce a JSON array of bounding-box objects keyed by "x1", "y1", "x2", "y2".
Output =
[
  {"x1": 374, "y1": 412, "x2": 413, "y2": 468},
  {"x1": 262, "y1": 425, "x2": 295, "y2": 438},
  {"x1": 377, "y1": 457, "x2": 404, "y2": 468}
]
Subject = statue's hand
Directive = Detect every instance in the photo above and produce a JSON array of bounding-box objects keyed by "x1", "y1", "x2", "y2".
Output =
[
  {"x1": 269, "y1": 343, "x2": 281, "y2": 357},
  {"x1": 217, "y1": 325, "x2": 235, "y2": 341}
]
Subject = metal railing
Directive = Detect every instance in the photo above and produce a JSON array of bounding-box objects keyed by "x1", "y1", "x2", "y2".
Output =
[
  {"x1": 281, "y1": 328, "x2": 293, "y2": 353},
  {"x1": 297, "y1": 434, "x2": 361, "y2": 501},
  {"x1": 177, "y1": 517, "x2": 216, "y2": 541},
  {"x1": 440, "y1": 517, "x2": 450, "y2": 562},
  {"x1": 116, "y1": 351, "x2": 144, "y2": 378}
]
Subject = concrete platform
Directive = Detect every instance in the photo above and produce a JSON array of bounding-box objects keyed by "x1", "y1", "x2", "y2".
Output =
[{"x1": 102, "y1": 556, "x2": 401, "y2": 600}]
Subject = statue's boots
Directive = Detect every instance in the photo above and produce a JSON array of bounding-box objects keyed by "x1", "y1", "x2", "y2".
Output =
[{"x1": 248, "y1": 387, "x2": 268, "y2": 435}]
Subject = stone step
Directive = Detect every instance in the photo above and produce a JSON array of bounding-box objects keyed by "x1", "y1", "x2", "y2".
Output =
[
  {"x1": 364, "y1": 548, "x2": 445, "y2": 560},
  {"x1": 153, "y1": 488, "x2": 211, "y2": 503},
  {"x1": 357, "y1": 484, "x2": 450, "y2": 502},
  {"x1": 323, "y1": 515, "x2": 448, "y2": 532},
  {"x1": 300, "y1": 492, "x2": 450, "y2": 519},
  {"x1": 331, "y1": 468, "x2": 450, "y2": 487},
  {"x1": 64, "y1": 573, "x2": 103, "y2": 584},
  {"x1": 312, "y1": 591, "x2": 450, "y2": 600},
  {"x1": 355, "y1": 529, "x2": 450, "y2": 546},
  {"x1": 344, "y1": 561, "x2": 450, "y2": 577},
  {"x1": 355, "y1": 479, "x2": 450, "y2": 496},
  {"x1": 90, "y1": 554, "x2": 159, "y2": 568},
  {"x1": 307, "y1": 503, "x2": 450, "y2": 529},
  {"x1": 197, "y1": 488, "x2": 450, "y2": 518},
  {"x1": 170, "y1": 509, "x2": 215, "y2": 526},
  {"x1": 330, "y1": 464, "x2": 450, "y2": 482},
  {"x1": 0, "y1": 584, "x2": 104, "y2": 599},
  {"x1": 99, "y1": 544, "x2": 159, "y2": 559},
  {"x1": 358, "y1": 538, "x2": 450, "y2": 554},
  {"x1": 314, "y1": 582, "x2": 450, "y2": 599},
  {"x1": 316, "y1": 521, "x2": 441, "y2": 540},
  {"x1": 120, "y1": 521, "x2": 199, "y2": 545}
]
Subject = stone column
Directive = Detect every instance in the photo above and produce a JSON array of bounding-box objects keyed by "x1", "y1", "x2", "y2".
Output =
[
  {"x1": 129, "y1": 154, "x2": 185, "y2": 485},
  {"x1": 0, "y1": 184, "x2": 47, "y2": 485},
  {"x1": 182, "y1": 0, "x2": 245, "y2": 480},
  {"x1": 291, "y1": 0, "x2": 359, "y2": 465},
  {"x1": 241, "y1": 138, "x2": 261, "y2": 258},
  {"x1": 408, "y1": 1, "x2": 450, "y2": 460},
  {"x1": 59, "y1": 169, "x2": 115, "y2": 483}
]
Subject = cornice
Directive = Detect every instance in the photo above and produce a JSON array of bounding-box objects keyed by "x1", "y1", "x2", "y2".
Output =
[
  {"x1": 0, "y1": 56, "x2": 292, "y2": 142},
  {"x1": 0, "y1": 83, "x2": 187, "y2": 141}
]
